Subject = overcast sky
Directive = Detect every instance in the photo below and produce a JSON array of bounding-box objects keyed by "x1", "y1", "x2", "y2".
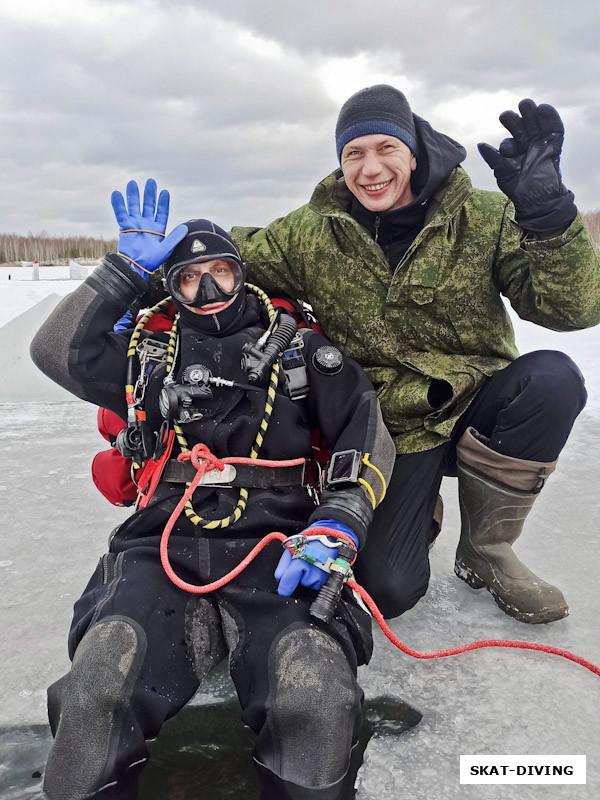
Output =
[{"x1": 1, "y1": 0, "x2": 599, "y2": 238}]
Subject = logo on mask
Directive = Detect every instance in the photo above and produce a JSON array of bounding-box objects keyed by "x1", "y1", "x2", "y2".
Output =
[{"x1": 191, "y1": 239, "x2": 207, "y2": 254}]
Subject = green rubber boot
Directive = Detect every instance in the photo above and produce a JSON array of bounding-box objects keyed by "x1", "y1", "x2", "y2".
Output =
[{"x1": 454, "y1": 427, "x2": 567, "y2": 624}]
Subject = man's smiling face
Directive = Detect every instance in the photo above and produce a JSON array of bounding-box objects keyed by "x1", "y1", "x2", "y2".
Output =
[{"x1": 341, "y1": 134, "x2": 417, "y2": 212}]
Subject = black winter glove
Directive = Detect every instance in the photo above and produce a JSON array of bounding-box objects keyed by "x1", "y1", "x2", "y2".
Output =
[{"x1": 478, "y1": 99, "x2": 577, "y2": 235}]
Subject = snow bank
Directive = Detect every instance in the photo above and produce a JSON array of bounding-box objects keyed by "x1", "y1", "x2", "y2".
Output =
[{"x1": 0, "y1": 295, "x2": 74, "y2": 402}]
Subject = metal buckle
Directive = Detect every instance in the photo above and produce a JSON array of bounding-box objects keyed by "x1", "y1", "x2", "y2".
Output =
[
  {"x1": 306, "y1": 483, "x2": 320, "y2": 505},
  {"x1": 283, "y1": 331, "x2": 305, "y2": 357},
  {"x1": 194, "y1": 463, "x2": 237, "y2": 487},
  {"x1": 136, "y1": 337, "x2": 169, "y2": 362}
]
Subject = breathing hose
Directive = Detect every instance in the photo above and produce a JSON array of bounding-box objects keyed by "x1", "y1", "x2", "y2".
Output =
[{"x1": 244, "y1": 312, "x2": 298, "y2": 384}]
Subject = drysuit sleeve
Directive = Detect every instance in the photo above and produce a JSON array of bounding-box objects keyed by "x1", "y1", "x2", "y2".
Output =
[
  {"x1": 30, "y1": 254, "x2": 149, "y2": 418},
  {"x1": 300, "y1": 330, "x2": 396, "y2": 549}
]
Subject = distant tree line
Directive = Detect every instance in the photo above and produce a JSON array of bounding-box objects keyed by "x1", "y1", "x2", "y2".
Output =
[
  {"x1": 0, "y1": 232, "x2": 118, "y2": 264},
  {"x1": 582, "y1": 210, "x2": 600, "y2": 244},
  {"x1": 1, "y1": 213, "x2": 600, "y2": 265}
]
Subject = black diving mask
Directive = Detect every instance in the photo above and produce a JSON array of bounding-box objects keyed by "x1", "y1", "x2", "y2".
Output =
[{"x1": 166, "y1": 256, "x2": 245, "y2": 308}]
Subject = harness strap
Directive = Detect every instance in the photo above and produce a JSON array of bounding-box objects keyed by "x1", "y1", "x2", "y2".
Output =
[
  {"x1": 281, "y1": 331, "x2": 309, "y2": 401},
  {"x1": 162, "y1": 458, "x2": 307, "y2": 488}
]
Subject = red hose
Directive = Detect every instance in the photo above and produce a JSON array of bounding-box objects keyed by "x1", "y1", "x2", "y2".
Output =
[{"x1": 160, "y1": 443, "x2": 600, "y2": 679}]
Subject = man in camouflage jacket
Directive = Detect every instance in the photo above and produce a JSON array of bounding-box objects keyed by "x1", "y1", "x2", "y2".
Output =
[{"x1": 230, "y1": 85, "x2": 600, "y2": 624}]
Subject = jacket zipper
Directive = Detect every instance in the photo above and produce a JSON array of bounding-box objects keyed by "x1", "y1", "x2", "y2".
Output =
[
  {"x1": 100, "y1": 553, "x2": 112, "y2": 585},
  {"x1": 329, "y1": 208, "x2": 442, "y2": 270},
  {"x1": 326, "y1": 210, "x2": 443, "y2": 374},
  {"x1": 90, "y1": 551, "x2": 125, "y2": 629}
]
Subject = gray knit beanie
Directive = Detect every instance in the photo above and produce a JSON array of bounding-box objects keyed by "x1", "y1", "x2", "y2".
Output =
[{"x1": 335, "y1": 84, "x2": 418, "y2": 162}]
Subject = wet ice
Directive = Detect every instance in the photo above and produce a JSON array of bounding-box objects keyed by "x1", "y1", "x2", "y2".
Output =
[{"x1": 0, "y1": 278, "x2": 599, "y2": 798}]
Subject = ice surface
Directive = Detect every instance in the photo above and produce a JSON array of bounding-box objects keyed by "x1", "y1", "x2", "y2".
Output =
[{"x1": 0, "y1": 276, "x2": 599, "y2": 798}]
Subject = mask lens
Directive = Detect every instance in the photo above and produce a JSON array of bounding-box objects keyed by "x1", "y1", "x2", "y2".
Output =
[{"x1": 170, "y1": 258, "x2": 244, "y2": 307}]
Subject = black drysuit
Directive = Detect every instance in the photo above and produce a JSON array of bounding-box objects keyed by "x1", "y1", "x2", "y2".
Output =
[{"x1": 30, "y1": 255, "x2": 396, "y2": 800}]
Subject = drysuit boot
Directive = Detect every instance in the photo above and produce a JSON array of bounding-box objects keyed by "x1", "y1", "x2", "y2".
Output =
[
  {"x1": 254, "y1": 759, "x2": 355, "y2": 800},
  {"x1": 454, "y1": 427, "x2": 567, "y2": 624}
]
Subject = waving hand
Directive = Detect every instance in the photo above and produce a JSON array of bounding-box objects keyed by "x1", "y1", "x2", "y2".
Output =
[
  {"x1": 478, "y1": 100, "x2": 576, "y2": 234},
  {"x1": 111, "y1": 179, "x2": 187, "y2": 279}
]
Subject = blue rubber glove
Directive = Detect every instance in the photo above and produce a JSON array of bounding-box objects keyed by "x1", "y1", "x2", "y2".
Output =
[
  {"x1": 275, "y1": 519, "x2": 359, "y2": 597},
  {"x1": 111, "y1": 179, "x2": 188, "y2": 280},
  {"x1": 114, "y1": 309, "x2": 134, "y2": 333}
]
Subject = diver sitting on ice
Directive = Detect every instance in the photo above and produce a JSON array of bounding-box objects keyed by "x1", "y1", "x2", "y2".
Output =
[{"x1": 30, "y1": 179, "x2": 396, "y2": 800}]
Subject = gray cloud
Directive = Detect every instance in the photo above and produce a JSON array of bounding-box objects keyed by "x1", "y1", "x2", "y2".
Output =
[{"x1": 0, "y1": 0, "x2": 598, "y2": 240}]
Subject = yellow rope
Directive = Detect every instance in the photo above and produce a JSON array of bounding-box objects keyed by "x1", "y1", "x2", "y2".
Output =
[
  {"x1": 127, "y1": 297, "x2": 172, "y2": 358},
  {"x1": 361, "y1": 453, "x2": 387, "y2": 504},
  {"x1": 358, "y1": 478, "x2": 377, "y2": 510}
]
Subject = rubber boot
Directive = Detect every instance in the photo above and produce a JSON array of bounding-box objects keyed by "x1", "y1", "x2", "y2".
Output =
[
  {"x1": 454, "y1": 427, "x2": 567, "y2": 624},
  {"x1": 254, "y1": 759, "x2": 355, "y2": 800}
]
